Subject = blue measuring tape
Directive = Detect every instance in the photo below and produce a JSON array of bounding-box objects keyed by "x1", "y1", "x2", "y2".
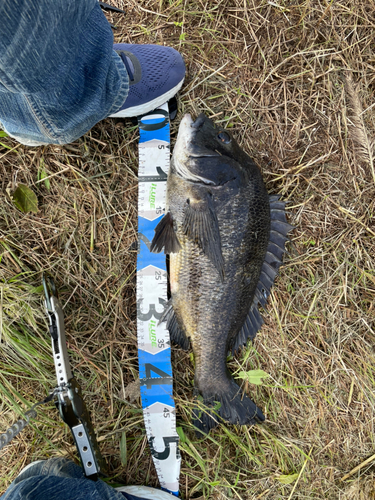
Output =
[{"x1": 137, "y1": 103, "x2": 180, "y2": 495}]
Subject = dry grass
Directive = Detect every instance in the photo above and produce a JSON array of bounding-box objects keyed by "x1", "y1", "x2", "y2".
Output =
[{"x1": 1, "y1": 1, "x2": 375, "y2": 498}]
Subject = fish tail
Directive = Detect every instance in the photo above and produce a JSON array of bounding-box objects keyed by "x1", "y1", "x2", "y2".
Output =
[{"x1": 192, "y1": 378, "x2": 265, "y2": 434}]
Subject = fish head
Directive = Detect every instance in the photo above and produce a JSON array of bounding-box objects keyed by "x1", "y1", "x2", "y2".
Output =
[{"x1": 172, "y1": 113, "x2": 249, "y2": 187}]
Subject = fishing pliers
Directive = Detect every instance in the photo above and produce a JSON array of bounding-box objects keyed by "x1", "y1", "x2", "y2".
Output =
[{"x1": 43, "y1": 275, "x2": 106, "y2": 480}]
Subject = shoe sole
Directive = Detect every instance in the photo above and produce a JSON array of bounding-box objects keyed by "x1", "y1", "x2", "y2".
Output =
[
  {"x1": 18, "y1": 460, "x2": 46, "y2": 477},
  {"x1": 116, "y1": 485, "x2": 175, "y2": 500},
  {"x1": 109, "y1": 79, "x2": 184, "y2": 118}
]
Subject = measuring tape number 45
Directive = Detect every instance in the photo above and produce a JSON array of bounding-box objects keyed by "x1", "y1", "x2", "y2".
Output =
[{"x1": 137, "y1": 103, "x2": 181, "y2": 495}]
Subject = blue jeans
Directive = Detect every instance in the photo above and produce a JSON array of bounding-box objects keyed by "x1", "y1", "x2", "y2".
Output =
[
  {"x1": 0, "y1": 0, "x2": 128, "y2": 146},
  {"x1": 0, "y1": 458, "x2": 148, "y2": 500}
]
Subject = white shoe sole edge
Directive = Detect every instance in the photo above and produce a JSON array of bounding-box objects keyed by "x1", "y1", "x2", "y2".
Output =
[
  {"x1": 109, "y1": 79, "x2": 184, "y2": 118},
  {"x1": 116, "y1": 485, "x2": 174, "y2": 499},
  {"x1": 18, "y1": 460, "x2": 46, "y2": 477}
]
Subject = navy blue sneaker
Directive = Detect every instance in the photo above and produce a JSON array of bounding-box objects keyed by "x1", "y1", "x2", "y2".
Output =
[{"x1": 110, "y1": 43, "x2": 185, "y2": 118}]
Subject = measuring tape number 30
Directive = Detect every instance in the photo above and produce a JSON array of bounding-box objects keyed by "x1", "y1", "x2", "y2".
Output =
[{"x1": 136, "y1": 103, "x2": 181, "y2": 495}]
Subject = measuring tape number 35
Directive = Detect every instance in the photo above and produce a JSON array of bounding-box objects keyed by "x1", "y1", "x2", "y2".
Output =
[{"x1": 136, "y1": 103, "x2": 181, "y2": 495}]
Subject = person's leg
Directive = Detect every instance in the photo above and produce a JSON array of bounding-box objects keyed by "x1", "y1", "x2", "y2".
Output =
[
  {"x1": 0, "y1": 1, "x2": 185, "y2": 147},
  {"x1": 1, "y1": 458, "x2": 177, "y2": 500},
  {"x1": 1, "y1": 457, "x2": 126, "y2": 500},
  {"x1": 0, "y1": 0, "x2": 128, "y2": 146}
]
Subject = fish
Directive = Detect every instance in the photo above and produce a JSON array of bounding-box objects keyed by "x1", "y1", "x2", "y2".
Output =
[{"x1": 150, "y1": 113, "x2": 293, "y2": 433}]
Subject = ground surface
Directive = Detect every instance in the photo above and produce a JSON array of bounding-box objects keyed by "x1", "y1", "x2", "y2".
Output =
[{"x1": 1, "y1": 1, "x2": 375, "y2": 499}]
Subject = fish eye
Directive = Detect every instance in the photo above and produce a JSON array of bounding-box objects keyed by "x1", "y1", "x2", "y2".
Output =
[{"x1": 217, "y1": 131, "x2": 231, "y2": 144}]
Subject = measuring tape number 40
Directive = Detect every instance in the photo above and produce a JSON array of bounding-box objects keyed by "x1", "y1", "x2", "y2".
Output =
[{"x1": 136, "y1": 102, "x2": 180, "y2": 495}]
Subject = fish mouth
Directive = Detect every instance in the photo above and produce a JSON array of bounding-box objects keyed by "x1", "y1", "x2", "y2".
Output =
[
  {"x1": 191, "y1": 113, "x2": 207, "y2": 129},
  {"x1": 177, "y1": 113, "x2": 211, "y2": 142},
  {"x1": 182, "y1": 113, "x2": 194, "y2": 127},
  {"x1": 174, "y1": 114, "x2": 194, "y2": 151},
  {"x1": 179, "y1": 113, "x2": 207, "y2": 129},
  {"x1": 176, "y1": 113, "x2": 220, "y2": 158},
  {"x1": 173, "y1": 113, "x2": 221, "y2": 185}
]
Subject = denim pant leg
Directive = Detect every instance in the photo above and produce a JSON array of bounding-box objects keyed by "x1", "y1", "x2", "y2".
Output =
[
  {"x1": 0, "y1": 458, "x2": 146, "y2": 500},
  {"x1": 0, "y1": 0, "x2": 128, "y2": 146}
]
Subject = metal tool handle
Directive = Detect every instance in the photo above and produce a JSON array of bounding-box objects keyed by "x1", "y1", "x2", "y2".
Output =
[{"x1": 43, "y1": 274, "x2": 106, "y2": 479}]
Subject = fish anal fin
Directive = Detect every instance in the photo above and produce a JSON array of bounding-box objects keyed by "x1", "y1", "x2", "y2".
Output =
[
  {"x1": 183, "y1": 197, "x2": 225, "y2": 280},
  {"x1": 150, "y1": 212, "x2": 181, "y2": 254}
]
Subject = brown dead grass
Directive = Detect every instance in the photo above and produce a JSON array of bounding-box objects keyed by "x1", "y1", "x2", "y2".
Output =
[{"x1": 1, "y1": 1, "x2": 375, "y2": 499}]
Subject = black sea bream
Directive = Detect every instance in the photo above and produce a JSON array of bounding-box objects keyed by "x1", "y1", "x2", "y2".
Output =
[{"x1": 151, "y1": 113, "x2": 292, "y2": 433}]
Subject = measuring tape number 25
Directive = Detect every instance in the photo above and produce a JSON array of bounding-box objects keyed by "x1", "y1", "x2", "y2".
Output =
[{"x1": 136, "y1": 103, "x2": 181, "y2": 495}]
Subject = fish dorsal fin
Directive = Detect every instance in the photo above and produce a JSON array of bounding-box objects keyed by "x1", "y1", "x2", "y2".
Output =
[
  {"x1": 183, "y1": 194, "x2": 225, "y2": 280},
  {"x1": 150, "y1": 212, "x2": 181, "y2": 254},
  {"x1": 161, "y1": 299, "x2": 190, "y2": 350},
  {"x1": 231, "y1": 195, "x2": 293, "y2": 354}
]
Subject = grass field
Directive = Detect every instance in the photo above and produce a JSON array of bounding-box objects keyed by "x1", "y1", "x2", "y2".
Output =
[{"x1": 1, "y1": 1, "x2": 375, "y2": 498}]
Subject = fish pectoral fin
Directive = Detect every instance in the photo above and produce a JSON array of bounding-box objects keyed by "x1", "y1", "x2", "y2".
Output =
[
  {"x1": 161, "y1": 299, "x2": 190, "y2": 350},
  {"x1": 150, "y1": 212, "x2": 181, "y2": 254},
  {"x1": 183, "y1": 198, "x2": 225, "y2": 280}
]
